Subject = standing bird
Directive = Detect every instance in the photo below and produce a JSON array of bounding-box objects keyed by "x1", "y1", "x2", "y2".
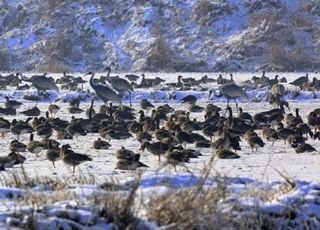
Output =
[
  {"x1": 46, "y1": 142, "x2": 60, "y2": 168},
  {"x1": 271, "y1": 83, "x2": 286, "y2": 100},
  {"x1": 105, "y1": 67, "x2": 134, "y2": 107},
  {"x1": 60, "y1": 144, "x2": 92, "y2": 173},
  {"x1": 48, "y1": 104, "x2": 60, "y2": 117},
  {"x1": 140, "y1": 99, "x2": 154, "y2": 112},
  {"x1": 21, "y1": 73, "x2": 59, "y2": 93},
  {"x1": 290, "y1": 73, "x2": 309, "y2": 89},
  {"x1": 209, "y1": 83, "x2": 249, "y2": 111},
  {"x1": 87, "y1": 72, "x2": 122, "y2": 106}
]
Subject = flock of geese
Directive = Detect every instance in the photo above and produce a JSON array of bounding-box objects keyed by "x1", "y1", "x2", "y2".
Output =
[{"x1": 0, "y1": 69, "x2": 318, "y2": 173}]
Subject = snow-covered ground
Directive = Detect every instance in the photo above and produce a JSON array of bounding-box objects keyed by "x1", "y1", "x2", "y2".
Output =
[{"x1": 0, "y1": 72, "x2": 319, "y2": 228}]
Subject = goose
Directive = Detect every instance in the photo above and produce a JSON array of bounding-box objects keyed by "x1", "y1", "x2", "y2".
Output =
[
  {"x1": 180, "y1": 119, "x2": 202, "y2": 133},
  {"x1": 48, "y1": 104, "x2": 60, "y2": 117},
  {"x1": 262, "y1": 127, "x2": 278, "y2": 146},
  {"x1": 105, "y1": 67, "x2": 134, "y2": 107},
  {"x1": 175, "y1": 126, "x2": 194, "y2": 148},
  {"x1": 99, "y1": 126, "x2": 131, "y2": 142},
  {"x1": 271, "y1": 83, "x2": 286, "y2": 104},
  {"x1": 226, "y1": 107, "x2": 252, "y2": 134},
  {"x1": 56, "y1": 129, "x2": 73, "y2": 140},
  {"x1": 128, "y1": 121, "x2": 143, "y2": 135},
  {"x1": 180, "y1": 95, "x2": 197, "y2": 105},
  {"x1": 21, "y1": 73, "x2": 59, "y2": 93},
  {"x1": 87, "y1": 71, "x2": 122, "y2": 106},
  {"x1": 202, "y1": 124, "x2": 219, "y2": 141},
  {"x1": 10, "y1": 119, "x2": 34, "y2": 140},
  {"x1": 291, "y1": 142, "x2": 316, "y2": 154},
  {"x1": 296, "y1": 123, "x2": 313, "y2": 139},
  {"x1": 209, "y1": 83, "x2": 249, "y2": 110},
  {"x1": 268, "y1": 75, "x2": 279, "y2": 87},
  {"x1": 84, "y1": 98, "x2": 96, "y2": 120},
  {"x1": 36, "y1": 124, "x2": 53, "y2": 140},
  {"x1": 125, "y1": 74, "x2": 140, "y2": 82},
  {"x1": 20, "y1": 106, "x2": 41, "y2": 117},
  {"x1": 277, "y1": 123, "x2": 294, "y2": 144},
  {"x1": 0, "y1": 155, "x2": 18, "y2": 169},
  {"x1": 0, "y1": 118, "x2": 10, "y2": 137},
  {"x1": 211, "y1": 125, "x2": 231, "y2": 150},
  {"x1": 10, "y1": 140, "x2": 27, "y2": 153},
  {"x1": 67, "y1": 106, "x2": 84, "y2": 114},
  {"x1": 115, "y1": 147, "x2": 148, "y2": 170},
  {"x1": 8, "y1": 151, "x2": 26, "y2": 166},
  {"x1": 135, "y1": 131, "x2": 152, "y2": 146},
  {"x1": 116, "y1": 157, "x2": 148, "y2": 170},
  {"x1": 155, "y1": 127, "x2": 172, "y2": 143},
  {"x1": 141, "y1": 141, "x2": 169, "y2": 161},
  {"x1": 140, "y1": 99, "x2": 154, "y2": 112},
  {"x1": 238, "y1": 107, "x2": 252, "y2": 123},
  {"x1": 0, "y1": 107, "x2": 16, "y2": 116},
  {"x1": 244, "y1": 130, "x2": 265, "y2": 152},
  {"x1": 216, "y1": 149, "x2": 240, "y2": 159},
  {"x1": 46, "y1": 142, "x2": 60, "y2": 168},
  {"x1": 290, "y1": 73, "x2": 309, "y2": 88},
  {"x1": 66, "y1": 122, "x2": 87, "y2": 139},
  {"x1": 195, "y1": 139, "x2": 212, "y2": 148},
  {"x1": 60, "y1": 144, "x2": 92, "y2": 173},
  {"x1": 188, "y1": 103, "x2": 204, "y2": 113},
  {"x1": 160, "y1": 150, "x2": 190, "y2": 172},
  {"x1": 93, "y1": 138, "x2": 111, "y2": 150},
  {"x1": 4, "y1": 96, "x2": 22, "y2": 109},
  {"x1": 27, "y1": 133, "x2": 45, "y2": 157}
]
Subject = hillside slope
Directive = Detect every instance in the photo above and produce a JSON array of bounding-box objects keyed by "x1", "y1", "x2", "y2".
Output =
[{"x1": 0, "y1": 0, "x2": 319, "y2": 72}]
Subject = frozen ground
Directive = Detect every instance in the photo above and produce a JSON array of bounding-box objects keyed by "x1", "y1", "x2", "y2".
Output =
[{"x1": 0, "y1": 72, "x2": 319, "y2": 228}]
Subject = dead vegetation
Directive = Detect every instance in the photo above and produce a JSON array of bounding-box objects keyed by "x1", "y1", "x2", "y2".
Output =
[{"x1": 0, "y1": 160, "x2": 306, "y2": 229}]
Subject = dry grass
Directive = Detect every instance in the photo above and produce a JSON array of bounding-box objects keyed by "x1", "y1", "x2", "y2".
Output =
[{"x1": 0, "y1": 163, "x2": 300, "y2": 229}]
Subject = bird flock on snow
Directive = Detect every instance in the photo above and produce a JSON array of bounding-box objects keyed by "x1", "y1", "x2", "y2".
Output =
[{"x1": 0, "y1": 69, "x2": 318, "y2": 173}]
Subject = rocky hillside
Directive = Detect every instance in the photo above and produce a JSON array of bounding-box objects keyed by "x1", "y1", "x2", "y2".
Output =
[{"x1": 0, "y1": 0, "x2": 320, "y2": 72}]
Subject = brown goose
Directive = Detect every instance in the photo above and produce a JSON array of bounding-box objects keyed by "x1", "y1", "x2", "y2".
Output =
[
  {"x1": 216, "y1": 149, "x2": 240, "y2": 159},
  {"x1": 93, "y1": 138, "x2": 111, "y2": 150},
  {"x1": 46, "y1": 142, "x2": 60, "y2": 168},
  {"x1": 140, "y1": 99, "x2": 154, "y2": 112},
  {"x1": 0, "y1": 118, "x2": 10, "y2": 137},
  {"x1": 291, "y1": 142, "x2": 316, "y2": 154},
  {"x1": 141, "y1": 141, "x2": 169, "y2": 161},
  {"x1": 60, "y1": 144, "x2": 92, "y2": 173},
  {"x1": 27, "y1": 133, "x2": 45, "y2": 157},
  {"x1": 20, "y1": 106, "x2": 41, "y2": 117},
  {"x1": 244, "y1": 130, "x2": 265, "y2": 153},
  {"x1": 48, "y1": 104, "x2": 60, "y2": 117},
  {"x1": 262, "y1": 127, "x2": 278, "y2": 146},
  {"x1": 211, "y1": 125, "x2": 230, "y2": 150},
  {"x1": 155, "y1": 127, "x2": 172, "y2": 143},
  {"x1": 115, "y1": 147, "x2": 148, "y2": 170},
  {"x1": 10, "y1": 118, "x2": 34, "y2": 140},
  {"x1": 175, "y1": 126, "x2": 194, "y2": 148},
  {"x1": 4, "y1": 96, "x2": 22, "y2": 109},
  {"x1": 160, "y1": 150, "x2": 190, "y2": 172},
  {"x1": 10, "y1": 140, "x2": 27, "y2": 153}
]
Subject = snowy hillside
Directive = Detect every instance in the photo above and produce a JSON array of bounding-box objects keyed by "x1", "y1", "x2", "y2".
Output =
[{"x1": 0, "y1": 0, "x2": 320, "y2": 72}]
